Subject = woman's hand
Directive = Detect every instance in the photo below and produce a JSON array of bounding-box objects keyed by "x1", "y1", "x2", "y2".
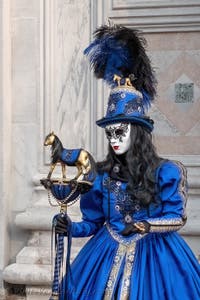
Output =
[
  {"x1": 53, "y1": 214, "x2": 71, "y2": 235},
  {"x1": 121, "y1": 221, "x2": 150, "y2": 236}
]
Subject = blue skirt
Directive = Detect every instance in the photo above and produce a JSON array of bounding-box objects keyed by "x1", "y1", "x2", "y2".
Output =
[{"x1": 60, "y1": 226, "x2": 200, "y2": 300}]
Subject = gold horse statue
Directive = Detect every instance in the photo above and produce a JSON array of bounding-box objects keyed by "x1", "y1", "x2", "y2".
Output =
[{"x1": 44, "y1": 132, "x2": 92, "y2": 181}]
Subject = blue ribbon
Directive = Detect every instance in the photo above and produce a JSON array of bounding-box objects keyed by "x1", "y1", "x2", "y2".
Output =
[{"x1": 49, "y1": 214, "x2": 73, "y2": 300}]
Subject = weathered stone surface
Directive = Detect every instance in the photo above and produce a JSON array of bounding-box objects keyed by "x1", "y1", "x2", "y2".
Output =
[{"x1": 3, "y1": 264, "x2": 51, "y2": 286}]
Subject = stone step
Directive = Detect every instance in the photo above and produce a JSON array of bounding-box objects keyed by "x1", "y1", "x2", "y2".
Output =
[
  {"x1": 15, "y1": 243, "x2": 84, "y2": 266},
  {"x1": 3, "y1": 241, "x2": 84, "y2": 287},
  {"x1": 3, "y1": 264, "x2": 51, "y2": 286},
  {"x1": 15, "y1": 204, "x2": 82, "y2": 231},
  {"x1": 16, "y1": 247, "x2": 50, "y2": 265}
]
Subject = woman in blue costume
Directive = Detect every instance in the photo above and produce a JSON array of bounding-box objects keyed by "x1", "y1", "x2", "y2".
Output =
[{"x1": 56, "y1": 25, "x2": 200, "y2": 299}]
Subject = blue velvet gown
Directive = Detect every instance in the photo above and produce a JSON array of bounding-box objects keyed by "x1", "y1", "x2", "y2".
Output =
[{"x1": 60, "y1": 160, "x2": 200, "y2": 300}]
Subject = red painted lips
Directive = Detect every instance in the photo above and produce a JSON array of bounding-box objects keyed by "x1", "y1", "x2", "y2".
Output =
[{"x1": 113, "y1": 146, "x2": 119, "y2": 150}]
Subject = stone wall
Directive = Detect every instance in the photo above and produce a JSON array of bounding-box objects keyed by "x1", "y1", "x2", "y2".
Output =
[
  {"x1": 2, "y1": 0, "x2": 91, "y2": 298},
  {"x1": 9, "y1": 0, "x2": 41, "y2": 263},
  {"x1": 0, "y1": 0, "x2": 12, "y2": 297}
]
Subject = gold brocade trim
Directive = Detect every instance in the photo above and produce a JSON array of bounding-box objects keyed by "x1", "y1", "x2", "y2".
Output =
[
  {"x1": 175, "y1": 161, "x2": 188, "y2": 218},
  {"x1": 104, "y1": 243, "x2": 126, "y2": 300},
  {"x1": 104, "y1": 225, "x2": 142, "y2": 299},
  {"x1": 106, "y1": 223, "x2": 146, "y2": 246},
  {"x1": 148, "y1": 217, "x2": 186, "y2": 233},
  {"x1": 120, "y1": 244, "x2": 136, "y2": 300},
  {"x1": 103, "y1": 242, "x2": 136, "y2": 300}
]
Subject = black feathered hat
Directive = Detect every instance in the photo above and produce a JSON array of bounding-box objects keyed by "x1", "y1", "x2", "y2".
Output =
[{"x1": 84, "y1": 25, "x2": 156, "y2": 131}]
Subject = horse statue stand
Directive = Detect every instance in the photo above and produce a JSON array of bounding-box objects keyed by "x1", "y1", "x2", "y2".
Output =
[{"x1": 41, "y1": 132, "x2": 96, "y2": 300}]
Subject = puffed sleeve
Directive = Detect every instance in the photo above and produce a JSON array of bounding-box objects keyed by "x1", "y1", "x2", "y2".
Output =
[
  {"x1": 71, "y1": 174, "x2": 105, "y2": 237},
  {"x1": 144, "y1": 160, "x2": 188, "y2": 233}
]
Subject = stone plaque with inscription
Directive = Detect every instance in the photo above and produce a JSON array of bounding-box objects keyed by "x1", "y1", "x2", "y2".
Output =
[{"x1": 175, "y1": 83, "x2": 194, "y2": 103}]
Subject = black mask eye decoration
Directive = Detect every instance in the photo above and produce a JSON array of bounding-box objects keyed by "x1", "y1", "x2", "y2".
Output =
[{"x1": 105, "y1": 123, "x2": 129, "y2": 142}]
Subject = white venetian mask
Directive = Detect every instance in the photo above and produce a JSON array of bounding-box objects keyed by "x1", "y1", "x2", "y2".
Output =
[{"x1": 105, "y1": 122, "x2": 131, "y2": 155}]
